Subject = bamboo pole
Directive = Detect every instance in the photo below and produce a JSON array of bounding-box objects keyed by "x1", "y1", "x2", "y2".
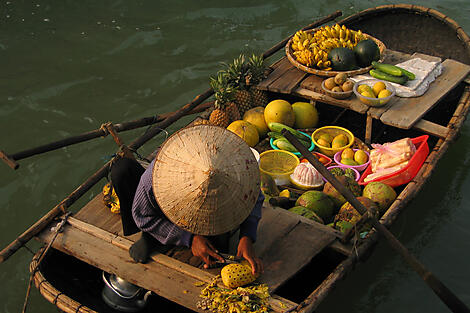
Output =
[
  {"x1": 282, "y1": 129, "x2": 470, "y2": 313},
  {"x1": 0, "y1": 101, "x2": 213, "y2": 170},
  {"x1": 0, "y1": 10, "x2": 344, "y2": 263}
]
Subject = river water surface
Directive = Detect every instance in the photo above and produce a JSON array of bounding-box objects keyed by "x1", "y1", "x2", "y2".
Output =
[{"x1": 1, "y1": 1, "x2": 470, "y2": 312}]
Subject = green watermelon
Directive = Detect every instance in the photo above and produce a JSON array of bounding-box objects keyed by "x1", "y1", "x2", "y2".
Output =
[
  {"x1": 328, "y1": 48, "x2": 357, "y2": 71},
  {"x1": 353, "y1": 39, "x2": 380, "y2": 68}
]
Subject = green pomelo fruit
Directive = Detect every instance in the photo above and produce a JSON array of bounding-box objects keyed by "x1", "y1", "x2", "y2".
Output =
[
  {"x1": 288, "y1": 206, "x2": 324, "y2": 224},
  {"x1": 334, "y1": 196, "x2": 379, "y2": 226},
  {"x1": 323, "y1": 175, "x2": 362, "y2": 209},
  {"x1": 362, "y1": 181, "x2": 397, "y2": 214},
  {"x1": 295, "y1": 190, "x2": 334, "y2": 222}
]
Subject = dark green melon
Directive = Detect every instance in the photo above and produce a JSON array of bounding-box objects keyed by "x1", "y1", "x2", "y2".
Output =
[
  {"x1": 353, "y1": 39, "x2": 380, "y2": 67},
  {"x1": 328, "y1": 47, "x2": 357, "y2": 71}
]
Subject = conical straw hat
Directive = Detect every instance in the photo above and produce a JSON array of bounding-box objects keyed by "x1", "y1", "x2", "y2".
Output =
[{"x1": 152, "y1": 125, "x2": 261, "y2": 236}]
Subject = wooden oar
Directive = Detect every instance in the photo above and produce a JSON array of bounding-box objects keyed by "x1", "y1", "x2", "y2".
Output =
[
  {"x1": 0, "y1": 101, "x2": 213, "y2": 170},
  {"x1": 0, "y1": 90, "x2": 211, "y2": 263},
  {"x1": 281, "y1": 129, "x2": 470, "y2": 313},
  {"x1": 0, "y1": 10, "x2": 343, "y2": 263}
]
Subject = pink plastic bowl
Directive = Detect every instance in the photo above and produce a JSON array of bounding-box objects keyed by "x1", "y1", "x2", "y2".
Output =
[{"x1": 333, "y1": 149, "x2": 370, "y2": 172}]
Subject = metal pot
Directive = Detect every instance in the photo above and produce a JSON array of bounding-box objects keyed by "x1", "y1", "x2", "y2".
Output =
[{"x1": 102, "y1": 271, "x2": 151, "y2": 312}]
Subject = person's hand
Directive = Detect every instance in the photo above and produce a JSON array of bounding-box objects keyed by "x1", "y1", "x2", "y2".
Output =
[
  {"x1": 237, "y1": 236, "x2": 263, "y2": 275},
  {"x1": 191, "y1": 235, "x2": 224, "y2": 268}
]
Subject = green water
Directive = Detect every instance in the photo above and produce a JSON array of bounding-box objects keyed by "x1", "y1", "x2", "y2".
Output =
[{"x1": 1, "y1": 1, "x2": 470, "y2": 312}]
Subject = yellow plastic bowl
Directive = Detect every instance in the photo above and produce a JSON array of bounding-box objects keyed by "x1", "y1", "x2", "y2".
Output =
[
  {"x1": 259, "y1": 150, "x2": 300, "y2": 185},
  {"x1": 312, "y1": 126, "x2": 355, "y2": 157}
]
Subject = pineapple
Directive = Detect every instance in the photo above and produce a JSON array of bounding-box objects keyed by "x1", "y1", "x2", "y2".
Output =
[
  {"x1": 248, "y1": 54, "x2": 270, "y2": 107},
  {"x1": 221, "y1": 263, "x2": 256, "y2": 288},
  {"x1": 222, "y1": 54, "x2": 254, "y2": 116},
  {"x1": 209, "y1": 73, "x2": 236, "y2": 127}
]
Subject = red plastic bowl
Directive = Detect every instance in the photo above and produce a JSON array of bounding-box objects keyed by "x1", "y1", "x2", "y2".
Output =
[
  {"x1": 300, "y1": 152, "x2": 332, "y2": 167},
  {"x1": 358, "y1": 135, "x2": 429, "y2": 187}
]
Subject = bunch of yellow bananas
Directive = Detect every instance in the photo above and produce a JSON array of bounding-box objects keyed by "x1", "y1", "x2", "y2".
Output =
[
  {"x1": 102, "y1": 182, "x2": 120, "y2": 214},
  {"x1": 291, "y1": 24, "x2": 367, "y2": 70}
]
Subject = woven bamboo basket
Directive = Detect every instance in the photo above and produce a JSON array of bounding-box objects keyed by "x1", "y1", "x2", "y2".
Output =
[{"x1": 285, "y1": 29, "x2": 386, "y2": 77}]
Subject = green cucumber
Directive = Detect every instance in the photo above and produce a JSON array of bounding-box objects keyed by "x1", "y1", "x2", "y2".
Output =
[
  {"x1": 371, "y1": 61, "x2": 402, "y2": 77},
  {"x1": 268, "y1": 122, "x2": 306, "y2": 140},
  {"x1": 369, "y1": 69, "x2": 408, "y2": 85},
  {"x1": 273, "y1": 138, "x2": 298, "y2": 152},
  {"x1": 267, "y1": 132, "x2": 284, "y2": 140},
  {"x1": 372, "y1": 61, "x2": 415, "y2": 80},
  {"x1": 399, "y1": 67, "x2": 416, "y2": 80}
]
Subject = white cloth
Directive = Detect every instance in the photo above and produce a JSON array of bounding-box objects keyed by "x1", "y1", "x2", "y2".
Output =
[{"x1": 351, "y1": 58, "x2": 443, "y2": 98}]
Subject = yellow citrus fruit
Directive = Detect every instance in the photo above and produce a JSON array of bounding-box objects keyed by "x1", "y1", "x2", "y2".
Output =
[
  {"x1": 341, "y1": 148, "x2": 355, "y2": 160},
  {"x1": 378, "y1": 89, "x2": 392, "y2": 98},
  {"x1": 318, "y1": 133, "x2": 333, "y2": 143},
  {"x1": 243, "y1": 106, "x2": 269, "y2": 138},
  {"x1": 359, "y1": 90, "x2": 376, "y2": 105},
  {"x1": 264, "y1": 99, "x2": 295, "y2": 129},
  {"x1": 226, "y1": 120, "x2": 259, "y2": 147},
  {"x1": 292, "y1": 102, "x2": 319, "y2": 129},
  {"x1": 354, "y1": 150, "x2": 368, "y2": 165},
  {"x1": 317, "y1": 138, "x2": 331, "y2": 148},
  {"x1": 372, "y1": 81, "x2": 386, "y2": 96},
  {"x1": 279, "y1": 189, "x2": 290, "y2": 198},
  {"x1": 357, "y1": 84, "x2": 373, "y2": 94}
]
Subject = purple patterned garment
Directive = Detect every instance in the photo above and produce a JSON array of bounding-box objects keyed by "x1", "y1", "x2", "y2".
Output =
[{"x1": 132, "y1": 159, "x2": 263, "y2": 247}]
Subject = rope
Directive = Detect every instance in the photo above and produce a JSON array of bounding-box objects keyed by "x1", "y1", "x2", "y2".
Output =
[
  {"x1": 99, "y1": 123, "x2": 110, "y2": 137},
  {"x1": 22, "y1": 212, "x2": 72, "y2": 313}
]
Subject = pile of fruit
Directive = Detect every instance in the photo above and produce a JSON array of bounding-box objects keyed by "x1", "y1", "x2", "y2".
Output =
[
  {"x1": 315, "y1": 131, "x2": 349, "y2": 150},
  {"x1": 322, "y1": 73, "x2": 354, "y2": 95},
  {"x1": 290, "y1": 24, "x2": 381, "y2": 71},
  {"x1": 356, "y1": 80, "x2": 393, "y2": 104},
  {"x1": 337, "y1": 147, "x2": 368, "y2": 166},
  {"x1": 280, "y1": 172, "x2": 397, "y2": 234}
]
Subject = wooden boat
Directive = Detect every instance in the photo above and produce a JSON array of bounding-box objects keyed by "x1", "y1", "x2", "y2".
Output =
[{"x1": 7, "y1": 4, "x2": 470, "y2": 313}]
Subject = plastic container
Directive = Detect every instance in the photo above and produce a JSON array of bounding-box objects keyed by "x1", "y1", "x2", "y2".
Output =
[
  {"x1": 321, "y1": 78, "x2": 354, "y2": 99},
  {"x1": 324, "y1": 165, "x2": 360, "y2": 182},
  {"x1": 353, "y1": 79, "x2": 396, "y2": 107},
  {"x1": 259, "y1": 150, "x2": 300, "y2": 186},
  {"x1": 300, "y1": 152, "x2": 333, "y2": 167},
  {"x1": 358, "y1": 135, "x2": 429, "y2": 187},
  {"x1": 269, "y1": 130, "x2": 315, "y2": 157},
  {"x1": 311, "y1": 126, "x2": 355, "y2": 157},
  {"x1": 334, "y1": 149, "x2": 370, "y2": 172}
]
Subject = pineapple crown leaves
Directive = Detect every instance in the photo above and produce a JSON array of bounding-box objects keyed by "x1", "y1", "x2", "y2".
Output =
[
  {"x1": 248, "y1": 53, "x2": 268, "y2": 85},
  {"x1": 209, "y1": 72, "x2": 236, "y2": 109},
  {"x1": 219, "y1": 54, "x2": 254, "y2": 91}
]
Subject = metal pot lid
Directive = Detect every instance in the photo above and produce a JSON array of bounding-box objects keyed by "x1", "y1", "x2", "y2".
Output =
[{"x1": 103, "y1": 271, "x2": 143, "y2": 299}]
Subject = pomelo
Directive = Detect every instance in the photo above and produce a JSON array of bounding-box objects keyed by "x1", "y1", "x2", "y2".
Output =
[
  {"x1": 226, "y1": 120, "x2": 259, "y2": 147},
  {"x1": 243, "y1": 106, "x2": 269, "y2": 138},
  {"x1": 264, "y1": 99, "x2": 295, "y2": 129},
  {"x1": 292, "y1": 102, "x2": 319, "y2": 129}
]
